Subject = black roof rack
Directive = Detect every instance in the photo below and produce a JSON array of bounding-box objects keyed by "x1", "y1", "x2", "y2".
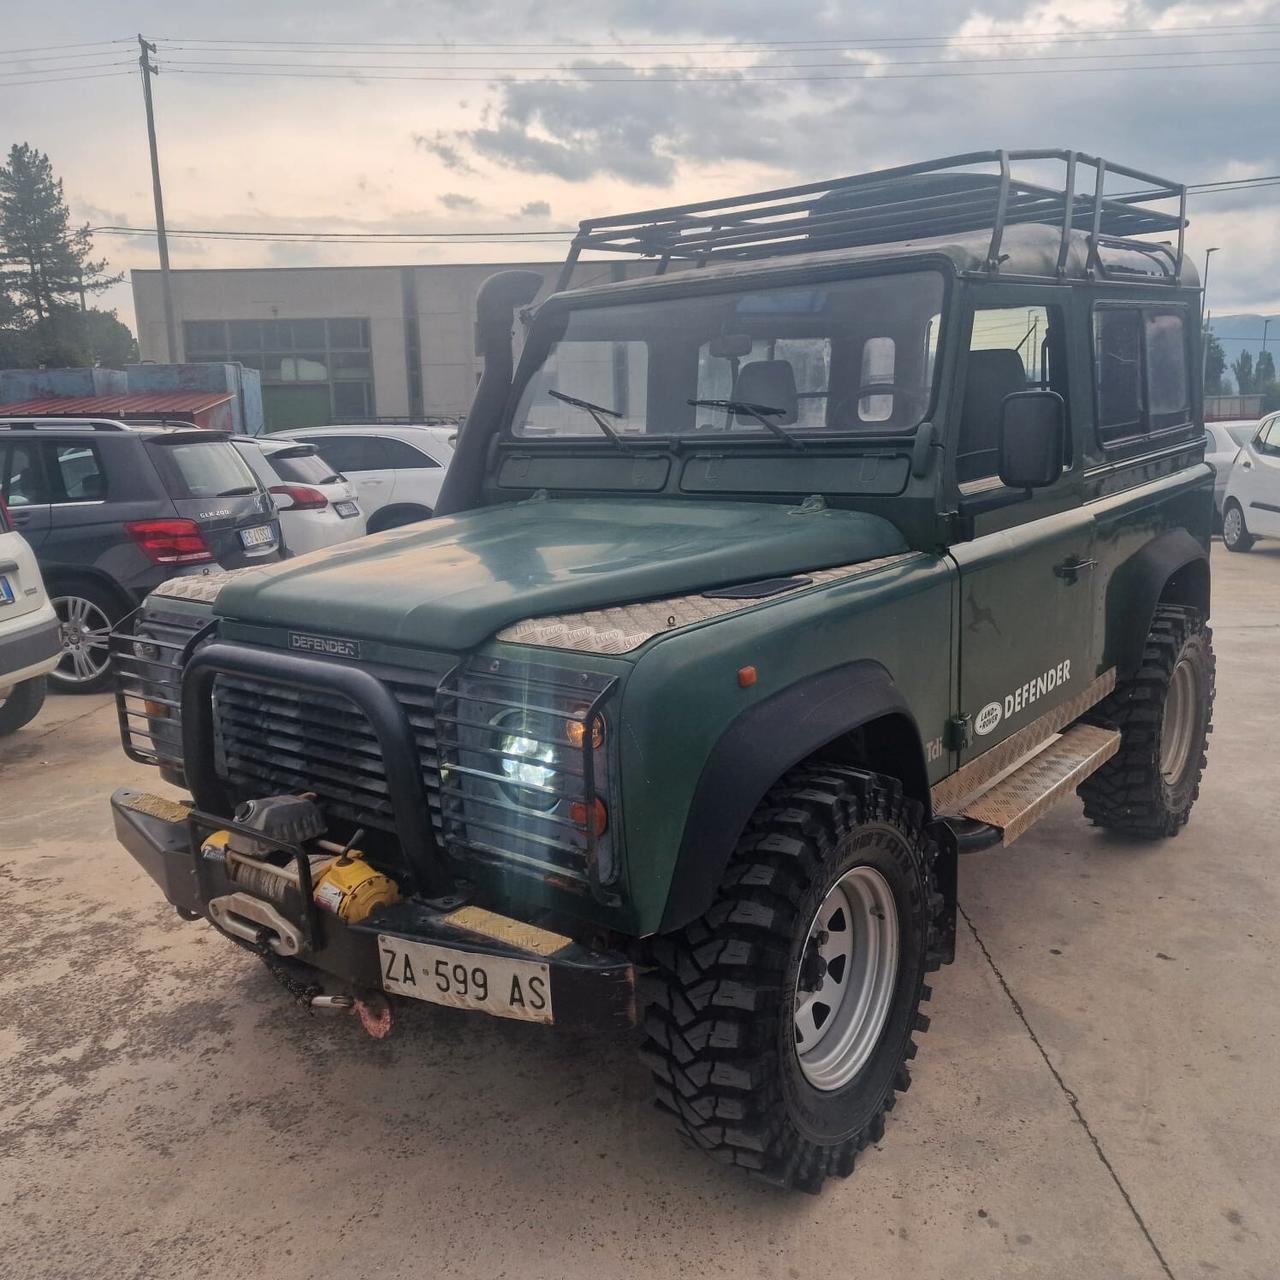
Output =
[{"x1": 555, "y1": 149, "x2": 1186, "y2": 289}]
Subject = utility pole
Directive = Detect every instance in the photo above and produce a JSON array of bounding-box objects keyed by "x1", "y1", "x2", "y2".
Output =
[
  {"x1": 1201, "y1": 246, "x2": 1220, "y2": 392},
  {"x1": 138, "y1": 34, "x2": 179, "y2": 363},
  {"x1": 1262, "y1": 317, "x2": 1272, "y2": 357}
]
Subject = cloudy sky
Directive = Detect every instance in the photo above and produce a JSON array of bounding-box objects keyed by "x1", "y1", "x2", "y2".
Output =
[{"x1": 4, "y1": 0, "x2": 1280, "y2": 329}]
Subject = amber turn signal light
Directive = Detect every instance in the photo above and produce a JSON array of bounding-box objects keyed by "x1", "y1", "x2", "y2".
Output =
[
  {"x1": 569, "y1": 798, "x2": 608, "y2": 835},
  {"x1": 566, "y1": 716, "x2": 605, "y2": 749}
]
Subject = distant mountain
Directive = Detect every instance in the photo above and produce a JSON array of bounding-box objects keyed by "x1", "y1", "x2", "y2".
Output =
[{"x1": 1206, "y1": 313, "x2": 1280, "y2": 363}]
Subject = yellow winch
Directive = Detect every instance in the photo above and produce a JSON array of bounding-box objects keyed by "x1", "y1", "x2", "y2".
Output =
[{"x1": 311, "y1": 852, "x2": 399, "y2": 924}]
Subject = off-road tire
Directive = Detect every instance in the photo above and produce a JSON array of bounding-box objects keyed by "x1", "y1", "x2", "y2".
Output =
[
  {"x1": 1222, "y1": 500, "x2": 1254, "y2": 552},
  {"x1": 640, "y1": 765, "x2": 943, "y2": 1194},
  {"x1": 0, "y1": 676, "x2": 46, "y2": 736},
  {"x1": 1079, "y1": 604, "x2": 1214, "y2": 838}
]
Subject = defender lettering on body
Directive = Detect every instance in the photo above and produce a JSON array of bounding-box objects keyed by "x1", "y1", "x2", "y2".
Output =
[{"x1": 976, "y1": 659, "x2": 1073, "y2": 736}]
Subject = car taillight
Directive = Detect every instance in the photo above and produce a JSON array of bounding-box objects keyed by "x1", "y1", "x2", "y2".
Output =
[
  {"x1": 124, "y1": 518, "x2": 215, "y2": 564},
  {"x1": 269, "y1": 484, "x2": 328, "y2": 511}
]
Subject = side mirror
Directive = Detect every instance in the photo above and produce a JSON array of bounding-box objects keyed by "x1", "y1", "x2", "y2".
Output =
[{"x1": 999, "y1": 390, "x2": 1066, "y2": 490}]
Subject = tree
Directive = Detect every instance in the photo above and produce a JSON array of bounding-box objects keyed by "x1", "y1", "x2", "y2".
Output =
[
  {"x1": 1255, "y1": 349, "x2": 1275, "y2": 387},
  {"x1": 0, "y1": 142, "x2": 123, "y2": 359},
  {"x1": 1232, "y1": 349, "x2": 1255, "y2": 396},
  {"x1": 1204, "y1": 330, "x2": 1227, "y2": 396}
]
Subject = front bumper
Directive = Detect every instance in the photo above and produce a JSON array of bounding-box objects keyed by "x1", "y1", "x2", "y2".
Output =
[{"x1": 111, "y1": 787, "x2": 636, "y2": 1029}]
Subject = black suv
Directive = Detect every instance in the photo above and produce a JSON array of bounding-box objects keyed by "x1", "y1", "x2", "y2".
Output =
[{"x1": 0, "y1": 418, "x2": 282, "y2": 691}]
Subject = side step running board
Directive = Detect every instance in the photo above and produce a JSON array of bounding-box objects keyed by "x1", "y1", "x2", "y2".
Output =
[{"x1": 960, "y1": 723, "x2": 1121, "y2": 847}]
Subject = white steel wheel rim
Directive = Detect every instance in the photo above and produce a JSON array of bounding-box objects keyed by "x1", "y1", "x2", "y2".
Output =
[
  {"x1": 53, "y1": 595, "x2": 113, "y2": 684},
  {"x1": 1160, "y1": 657, "x2": 1198, "y2": 784},
  {"x1": 794, "y1": 865, "x2": 900, "y2": 1091},
  {"x1": 1224, "y1": 506, "x2": 1242, "y2": 543}
]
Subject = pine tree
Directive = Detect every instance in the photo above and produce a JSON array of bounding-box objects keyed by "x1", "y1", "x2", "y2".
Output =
[
  {"x1": 1231, "y1": 350, "x2": 1254, "y2": 396},
  {"x1": 1203, "y1": 330, "x2": 1227, "y2": 396},
  {"x1": 0, "y1": 142, "x2": 122, "y2": 347}
]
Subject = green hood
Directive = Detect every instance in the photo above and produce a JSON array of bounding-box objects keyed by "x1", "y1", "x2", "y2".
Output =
[{"x1": 214, "y1": 498, "x2": 906, "y2": 652}]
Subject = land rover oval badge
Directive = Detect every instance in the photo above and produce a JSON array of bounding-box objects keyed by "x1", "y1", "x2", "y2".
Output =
[
  {"x1": 974, "y1": 701, "x2": 1003, "y2": 736},
  {"x1": 289, "y1": 632, "x2": 360, "y2": 659}
]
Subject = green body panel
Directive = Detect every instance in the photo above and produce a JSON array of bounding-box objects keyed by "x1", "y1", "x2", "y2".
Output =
[
  {"x1": 212, "y1": 497, "x2": 906, "y2": 652},
  {"x1": 614, "y1": 554, "x2": 953, "y2": 931}
]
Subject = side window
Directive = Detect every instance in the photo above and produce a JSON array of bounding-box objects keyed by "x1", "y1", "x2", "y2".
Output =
[
  {"x1": 379, "y1": 438, "x2": 441, "y2": 469},
  {"x1": 50, "y1": 443, "x2": 106, "y2": 501},
  {"x1": 0, "y1": 442, "x2": 50, "y2": 507},
  {"x1": 1258, "y1": 417, "x2": 1280, "y2": 455},
  {"x1": 1145, "y1": 312, "x2": 1190, "y2": 431},
  {"x1": 1094, "y1": 308, "x2": 1144, "y2": 442},
  {"x1": 957, "y1": 305, "x2": 1065, "y2": 484},
  {"x1": 309, "y1": 434, "x2": 387, "y2": 474}
]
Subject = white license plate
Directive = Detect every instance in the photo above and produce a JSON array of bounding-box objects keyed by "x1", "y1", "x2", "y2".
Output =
[
  {"x1": 333, "y1": 501, "x2": 360, "y2": 518},
  {"x1": 239, "y1": 524, "x2": 276, "y2": 549},
  {"x1": 377, "y1": 935, "x2": 553, "y2": 1024},
  {"x1": 0, "y1": 575, "x2": 12, "y2": 606}
]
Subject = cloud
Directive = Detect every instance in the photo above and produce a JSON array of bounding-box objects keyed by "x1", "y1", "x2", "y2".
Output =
[
  {"x1": 413, "y1": 132, "x2": 476, "y2": 174},
  {"x1": 438, "y1": 192, "x2": 479, "y2": 210},
  {"x1": 518, "y1": 199, "x2": 551, "y2": 217}
]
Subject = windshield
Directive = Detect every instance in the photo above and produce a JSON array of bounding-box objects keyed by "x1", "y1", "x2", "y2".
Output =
[{"x1": 512, "y1": 271, "x2": 944, "y2": 441}]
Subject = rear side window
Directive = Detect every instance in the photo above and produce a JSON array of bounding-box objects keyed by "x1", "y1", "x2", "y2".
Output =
[
  {"x1": 150, "y1": 440, "x2": 260, "y2": 499},
  {"x1": 49, "y1": 443, "x2": 106, "y2": 501},
  {"x1": 1094, "y1": 306, "x2": 1191, "y2": 444},
  {"x1": 269, "y1": 450, "x2": 340, "y2": 485},
  {"x1": 0, "y1": 442, "x2": 50, "y2": 506},
  {"x1": 379, "y1": 438, "x2": 441, "y2": 469},
  {"x1": 307, "y1": 434, "x2": 389, "y2": 473}
]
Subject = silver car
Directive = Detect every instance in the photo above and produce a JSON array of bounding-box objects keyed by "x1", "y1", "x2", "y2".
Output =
[{"x1": 1205, "y1": 420, "x2": 1258, "y2": 523}]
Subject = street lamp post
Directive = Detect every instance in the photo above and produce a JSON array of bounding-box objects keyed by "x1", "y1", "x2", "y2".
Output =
[{"x1": 1201, "y1": 247, "x2": 1221, "y2": 392}]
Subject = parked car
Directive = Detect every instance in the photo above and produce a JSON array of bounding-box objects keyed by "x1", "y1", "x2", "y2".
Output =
[
  {"x1": 0, "y1": 419, "x2": 282, "y2": 692},
  {"x1": 276, "y1": 425, "x2": 454, "y2": 532},
  {"x1": 1222, "y1": 411, "x2": 1280, "y2": 551},
  {"x1": 1204, "y1": 419, "x2": 1258, "y2": 523},
  {"x1": 0, "y1": 496, "x2": 59, "y2": 734},
  {"x1": 231, "y1": 437, "x2": 367, "y2": 556}
]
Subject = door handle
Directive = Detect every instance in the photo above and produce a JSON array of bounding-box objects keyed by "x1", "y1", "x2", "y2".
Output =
[
  {"x1": 1054, "y1": 556, "x2": 1097, "y2": 584},
  {"x1": 1242, "y1": 460, "x2": 1252, "y2": 469}
]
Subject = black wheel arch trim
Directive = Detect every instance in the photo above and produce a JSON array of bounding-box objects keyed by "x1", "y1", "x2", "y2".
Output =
[
  {"x1": 657, "y1": 659, "x2": 929, "y2": 933},
  {"x1": 368, "y1": 503, "x2": 433, "y2": 532},
  {"x1": 1103, "y1": 528, "x2": 1210, "y2": 679}
]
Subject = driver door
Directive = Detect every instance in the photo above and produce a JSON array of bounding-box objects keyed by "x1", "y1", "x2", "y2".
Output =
[{"x1": 947, "y1": 290, "x2": 1098, "y2": 765}]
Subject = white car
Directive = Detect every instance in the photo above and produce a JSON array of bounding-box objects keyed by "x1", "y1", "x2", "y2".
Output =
[
  {"x1": 1204, "y1": 419, "x2": 1258, "y2": 521},
  {"x1": 278, "y1": 425, "x2": 455, "y2": 532},
  {"x1": 231, "y1": 438, "x2": 367, "y2": 556},
  {"x1": 1223, "y1": 411, "x2": 1280, "y2": 552},
  {"x1": 0, "y1": 498, "x2": 59, "y2": 735}
]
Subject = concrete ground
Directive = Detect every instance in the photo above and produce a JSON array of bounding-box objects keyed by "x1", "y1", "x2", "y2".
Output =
[{"x1": 1, "y1": 543, "x2": 1276, "y2": 1280}]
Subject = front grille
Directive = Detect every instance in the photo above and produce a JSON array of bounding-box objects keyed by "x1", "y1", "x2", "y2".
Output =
[{"x1": 211, "y1": 670, "x2": 442, "y2": 836}]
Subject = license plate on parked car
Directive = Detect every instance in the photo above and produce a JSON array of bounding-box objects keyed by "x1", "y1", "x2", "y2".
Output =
[
  {"x1": 0, "y1": 575, "x2": 13, "y2": 605},
  {"x1": 377, "y1": 935, "x2": 553, "y2": 1024},
  {"x1": 239, "y1": 525, "x2": 277, "y2": 549},
  {"x1": 333, "y1": 501, "x2": 360, "y2": 518}
]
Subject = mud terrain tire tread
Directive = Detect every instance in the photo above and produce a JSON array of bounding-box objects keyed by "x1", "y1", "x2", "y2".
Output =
[
  {"x1": 640, "y1": 765, "x2": 942, "y2": 1194},
  {"x1": 1078, "y1": 604, "x2": 1214, "y2": 838}
]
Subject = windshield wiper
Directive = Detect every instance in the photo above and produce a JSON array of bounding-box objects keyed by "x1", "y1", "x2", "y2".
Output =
[
  {"x1": 215, "y1": 485, "x2": 258, "y2": 496},
  {"x1": 546, "y1": 389, "x2": 634, "y2": 452},
  {"x1": 687, "y1": 399, "x2": 805, "y2": 450}
]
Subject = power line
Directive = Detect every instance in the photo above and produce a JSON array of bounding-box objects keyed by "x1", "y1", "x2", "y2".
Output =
[
  {"x1": 150, "y1": 19, "x2": 1280, "y2": 51},
  {"x1": 0, "y1": 67, "x2": 136, "y2": 87},
  {"x1": 0, "y1": 37, "x2": 132, "y2": 56},
  {"x1": 0, "y1": 58, "x2": 135, "y2": 78},
  {"x1": 160, "y1": 55, "x2": 1280, "y2": 84}
]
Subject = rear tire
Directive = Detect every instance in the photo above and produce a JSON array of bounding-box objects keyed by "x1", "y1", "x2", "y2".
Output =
[
  {"x1": 641, "y1": 765, "x2": 942, "y2": 1193},
  {"x1": 1079, "y1": 604, "x2": 1214, "y2": 838},
  {"x1": 1222, "y1": 500, "x2": 1254, "y2": 552},
  {"x1": 0, "y1": 676, "x2": 47, "y2": 736},
  {"x1": 48, "y1": 581, "x2": 124, "y2": 694}
]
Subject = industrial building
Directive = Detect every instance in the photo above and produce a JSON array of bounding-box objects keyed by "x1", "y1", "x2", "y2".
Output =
[{"x1": 131, "y1": 260, "x2": 641, "y2": 433}]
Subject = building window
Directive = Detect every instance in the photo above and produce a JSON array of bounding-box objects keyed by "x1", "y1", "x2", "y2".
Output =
[{"x1": 182, "y1": 317, "x2": 375, "y2": 430}]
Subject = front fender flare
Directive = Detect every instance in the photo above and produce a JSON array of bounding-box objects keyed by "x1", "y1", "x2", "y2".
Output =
[{"x1": 657, "y1": 660, "x2": 927, "y2": 932}]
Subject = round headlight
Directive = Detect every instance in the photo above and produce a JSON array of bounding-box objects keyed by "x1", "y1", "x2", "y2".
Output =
[{"x1": 491, "y1": 711, "x2": 560, "y2": 809}]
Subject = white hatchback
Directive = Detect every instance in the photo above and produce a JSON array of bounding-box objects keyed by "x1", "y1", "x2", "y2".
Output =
[
  {"x1": 232, "y1": 438, "x2": 367, "y2": 557},
  {"x1": 1223, "y1": 411, "x2": 1280, "y2": 552},
  {"x1": 277, "y1": 425, "x2": 455, "y2": 532},
  {"x1": 0, "y1": 497, "x2": 59, "y2": 735}
]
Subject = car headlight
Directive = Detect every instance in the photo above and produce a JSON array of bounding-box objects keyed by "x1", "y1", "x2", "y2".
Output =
[{"x1": 491, "y1": 709, "x2": 561, "y2": 808}]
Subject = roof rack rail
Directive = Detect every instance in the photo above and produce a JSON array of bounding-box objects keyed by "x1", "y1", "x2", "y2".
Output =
[
  {"x1": 555, "y1": 149, "x2": 1187, "y2": 289},
  {"x1": 0, "y1": 417, "x2": 131, "y2": 430}
]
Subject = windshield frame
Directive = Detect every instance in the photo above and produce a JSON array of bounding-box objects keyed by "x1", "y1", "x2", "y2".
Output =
[{"x1": 503, "y1": 255, "x2": 955, "y2": 449}]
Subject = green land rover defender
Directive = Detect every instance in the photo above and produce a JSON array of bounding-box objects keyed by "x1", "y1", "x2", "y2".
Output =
[{"x1": 111, "y1": 150, "x2": 1215, "y2": 1193}]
